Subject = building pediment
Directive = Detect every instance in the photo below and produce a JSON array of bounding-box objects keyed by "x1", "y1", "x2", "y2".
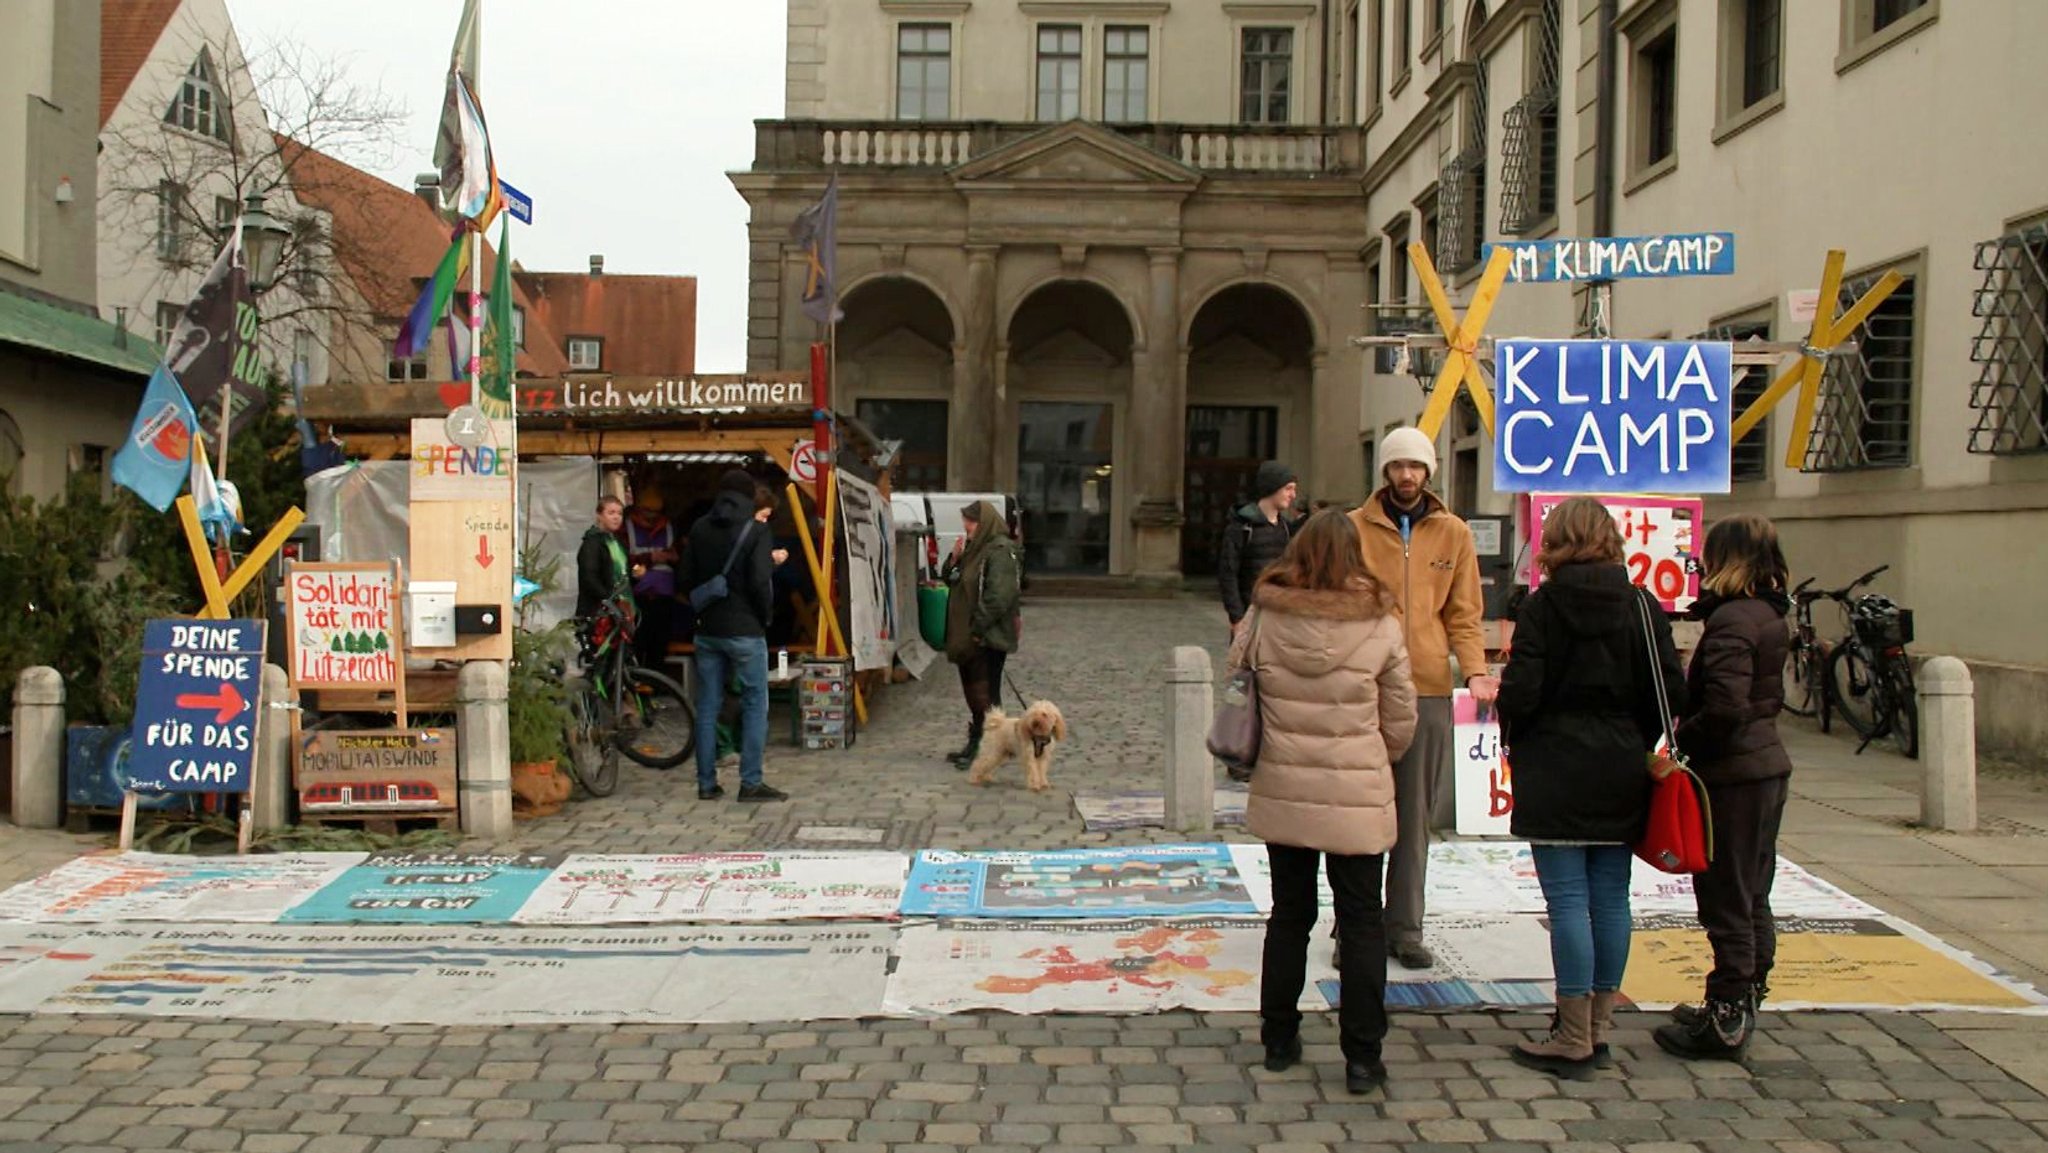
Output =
[{"x1": 951, "y1": 121, "x2": 1201, "y2": 190}]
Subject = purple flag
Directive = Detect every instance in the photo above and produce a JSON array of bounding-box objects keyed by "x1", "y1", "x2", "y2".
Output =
[{"x1": 789, "y1": 174, "x2": 843, "y2": 326}]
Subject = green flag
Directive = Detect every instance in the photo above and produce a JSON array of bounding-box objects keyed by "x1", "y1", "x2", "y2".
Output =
[{"x1": 481, "y1": 215, "x2": 515, "y2": 419}]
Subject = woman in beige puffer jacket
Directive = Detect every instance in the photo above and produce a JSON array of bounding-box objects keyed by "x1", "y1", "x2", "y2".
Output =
[{"x1": 1228, "y1": 509, "x2": 1416, "y2": 1096}]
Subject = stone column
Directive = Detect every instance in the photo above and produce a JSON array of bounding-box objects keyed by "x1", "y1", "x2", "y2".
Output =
[
  {"x1": 457, "y1": 660, "x2": 513, "y2": 839},
  {"x1": 254, "y1": 664, "x2": 294, "y2": 832},
  {"x1": 1920, "y1": 656, "x2": 1977, "y2": 832},
  {"x1": 10, "y1": 667, "x2": 63, "y2": 829},
  {"x1": 1129, "y1": 247, "x2": 1185, "y2": 584},
  {"x1": 1164, "y1": 647, "x2": 1216, "y2": 833},
  {"x1": 952, "y1": 246, "x2": 1000, "y2": 490}
]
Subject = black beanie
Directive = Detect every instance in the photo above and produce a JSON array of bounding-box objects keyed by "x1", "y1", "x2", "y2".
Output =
[
  {"x1": 718, "y1": 469, "x2": 757, "y2": 498},
  {"x1": 1251, "y1": 460, "x2": 1296, "y2": 500}
]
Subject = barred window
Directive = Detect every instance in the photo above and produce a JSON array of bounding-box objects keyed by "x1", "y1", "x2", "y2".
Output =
[
  {"x1": 1500, "y1": 0, "x2": 1560, "y2": 234},
  {"x1": 1806, "y1": 271, "x2": 1917, "y2": 471},
  {"x1": 1967, "y1": 222, "x2": 2048, "y2": 454},
  {"x1": 1697, "y1": 317, "x2": 1774, "y2": 481}
]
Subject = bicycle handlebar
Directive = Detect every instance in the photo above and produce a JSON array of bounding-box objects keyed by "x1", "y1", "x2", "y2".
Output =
[{"x1": 1792, "y1": 564, "x2": 1892, "y2": 608}]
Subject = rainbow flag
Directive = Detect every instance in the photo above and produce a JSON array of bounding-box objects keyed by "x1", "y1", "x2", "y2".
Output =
[
  {"x1": 434, "y1": 0, "x2": 502, "y2": 227},
  {"x1": 394, "y1": 228, "x2": 469, "y2": 361}
]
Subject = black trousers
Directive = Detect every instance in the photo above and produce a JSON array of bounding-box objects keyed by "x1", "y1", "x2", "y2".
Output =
[
  {"x1": 1262, "y1": 844, "x2": 1389, "y2": 1065},
  {"x1": 1691, "y1": 775, "x2": 1789, "y2": 1001},
  {"x1": 634, "y1": 594, "x2": 676, "y2": 672},
  {"x1": 957, "y1": 648, "x2": 1009, "y2": 740}
]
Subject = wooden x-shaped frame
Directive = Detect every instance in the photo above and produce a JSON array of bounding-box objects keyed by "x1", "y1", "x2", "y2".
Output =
[
  {"x1": 1729, "y1": 249, "x2": 1905, "y2": 471},
  {"x1": 1412, "y1": 243, "x2": 1514, "y2": 441},
  {"x1": 176, "y1": 494, "x2": 307, "y2": 620}
]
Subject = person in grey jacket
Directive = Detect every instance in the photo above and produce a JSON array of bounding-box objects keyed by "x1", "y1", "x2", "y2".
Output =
[{"x1": 1217, "y1": 461, "x2": 1301, "y2": 635}]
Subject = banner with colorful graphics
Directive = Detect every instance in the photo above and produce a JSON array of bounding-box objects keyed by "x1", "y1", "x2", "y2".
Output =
[
  {"x1": 899, "y1": 846, "x2": 1257, "y2": 918},
  {"x1": 512, "y1": 853, "x2": 907, "y2": 924},
  {"x1": 281, "y1": 851, "x2": 561, "y2": 924}
]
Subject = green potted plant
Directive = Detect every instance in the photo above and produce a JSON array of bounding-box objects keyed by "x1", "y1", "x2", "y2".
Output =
[{"x1": 505, "y1": 547, "x2": 575, "y2": 816}]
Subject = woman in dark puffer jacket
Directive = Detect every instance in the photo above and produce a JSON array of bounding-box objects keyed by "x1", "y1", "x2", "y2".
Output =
[{"x1": 1655, "y1": 514, "x2": 1795, "y2": 1062}]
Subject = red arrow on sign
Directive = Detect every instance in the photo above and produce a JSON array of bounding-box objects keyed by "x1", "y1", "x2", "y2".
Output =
[
  {"x1": 175, "y1": 682, "x2": 247, "y2": 724},
  {"x1": 476, "y1": 534, "x2": 494, "y2": 568}
]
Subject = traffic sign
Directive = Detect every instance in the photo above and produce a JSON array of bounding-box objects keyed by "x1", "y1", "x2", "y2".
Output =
[
  {"x1": 500, "y1": 179, "x2": 533, "y2": 225},
  {"x1": 790, "y1": 439, "x2": 821, "y2": 485},
  {"x1": 132, "y1": 619, "x2": 266, "y2": 793}
]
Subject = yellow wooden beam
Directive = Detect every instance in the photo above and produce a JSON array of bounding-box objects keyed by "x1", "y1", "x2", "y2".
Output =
[
  {"x1": 219, "y1": 508, "x2": 306, "y2": 607},
  {"x1": 1783, "y1": 250, "x2": 1848, "y2": 471},
  {"x1": 175, "y1": 495, "x2": 229, "y2": 619},
  {"x1": 1411, "y1": 244, "x2": 1512, "y2": 440}
]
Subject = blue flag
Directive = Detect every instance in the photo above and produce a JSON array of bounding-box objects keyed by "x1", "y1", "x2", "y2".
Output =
[{"x1": 110, "y1": 365, "x2": 199, "y2": 512}]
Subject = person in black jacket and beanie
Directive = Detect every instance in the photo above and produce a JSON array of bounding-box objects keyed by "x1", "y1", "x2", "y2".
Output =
[
  {"x1": 1218, "y1": 461, "x2": 1301, "y2": 636},
  {"x1": 1497, "y1": 497, "x2": 1683, "y2": 1079},
  {"x1": 685, "y1": 469, "x2": 786, "y2": 803},
  {"x1": 1655, "y1": 514, "x2": 1794, "y2": 1062}
]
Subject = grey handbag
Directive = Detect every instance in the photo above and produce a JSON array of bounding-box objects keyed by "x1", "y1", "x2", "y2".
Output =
[{"x1": 1207, "y1": 611, "x2": 1263, "y2": 774}]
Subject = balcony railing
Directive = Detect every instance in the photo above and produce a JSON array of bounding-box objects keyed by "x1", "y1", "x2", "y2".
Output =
[{"x1": 755, "y1": 119, "x2": 1364, "y2": 176}]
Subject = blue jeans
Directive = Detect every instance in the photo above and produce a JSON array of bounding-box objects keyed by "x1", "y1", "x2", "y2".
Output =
[
  {"x1": 693, "y1": 635, "x2": 767, "y2": 789},
  {"x1": 1531, "y1": 843, "x2": 1634, "y2": 998}
]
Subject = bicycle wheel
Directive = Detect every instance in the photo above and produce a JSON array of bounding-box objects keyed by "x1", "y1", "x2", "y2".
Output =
[
  {"x1": 1827, "y1": 644, "x2": 1880, "y2": 739},
  {"x1": 1886, "y1": 662, "x2": 1919, "y2": 759},
  {"x1": 1783, "y1": 643, "x2": 1819, "y2": 718},
  {"x1": 614, "y1": 667, "x2": 696, "y2": 768},
  {"x1": 566, "y1": 681, "x2": 620, "y2": 797}
]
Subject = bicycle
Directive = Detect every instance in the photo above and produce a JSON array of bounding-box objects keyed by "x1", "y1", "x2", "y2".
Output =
[
  {"x1": 564, "y1": 601, "x2": 696, "y2": 796},
  {"x1": 1828, "y1": 586, "x2": 1918, "y2": 759},
  {"x1": 1784, "y1": 564, "x2": 1886, "y2": 726}
]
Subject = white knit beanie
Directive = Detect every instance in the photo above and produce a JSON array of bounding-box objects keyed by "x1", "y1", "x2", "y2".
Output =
[{"x1": 1378, "y1": 426, "x2": 1438, "y2": 479}]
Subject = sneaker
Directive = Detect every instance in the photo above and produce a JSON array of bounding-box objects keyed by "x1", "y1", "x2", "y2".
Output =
[
  {"x1": 1653, "y1": 996, "x2": 1754, "y2": 1062},
  {"x1": 1390, "y1": 940, "x2": 1435, "y2": 970},
  {"x1": 1261, "y1": 1036, "x2": 1302, "y2": 1072},
  {"x1": 737, "y1": 783, "x2": 789, "y2": 803},
  {"x1": 697, "y1": 784, "x2": 725, "y2": 801},
  {"x1": 1344, "y1": 1061, "x2": 1389, "y2": 1095}
]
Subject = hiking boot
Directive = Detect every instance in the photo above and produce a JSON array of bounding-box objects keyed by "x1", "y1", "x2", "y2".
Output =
[
  {"x1": 1654, "y1": 996, "x2": 1754, "y2": 1062},
  {"x1": 1589, "y1": 990, "x2": 1618, "y2": 1068},
  {"x1": 1389, "y1": 940, "x2": 1435, "y2": 970},
  {"x1": 1261, "y1": 1036, "x2": 1302, "y2": 1072},
  {"x1": 1344, "y1": 1061, "x2": 1389, "y2": 1095},
  {"x1": 1670, "y1": 981, "x2": 1766, "y2": 1028},
  {"x1": 737, "y1": 783, "x2": 789, "y2": 803},
  {"x1": 950, "y1": 739, "x2": 980, "y2": 771},
  {"x1": 697, "y1": 784, "x2": 725, "y2": 801},
  {"x1": 1512, "y1": 994, "x2": 1597, "y2": 1081}
]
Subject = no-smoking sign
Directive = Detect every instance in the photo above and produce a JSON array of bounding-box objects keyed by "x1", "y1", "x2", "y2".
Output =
[{"x1": 789, "y1": 440, "x2": 821, "y2": 485}]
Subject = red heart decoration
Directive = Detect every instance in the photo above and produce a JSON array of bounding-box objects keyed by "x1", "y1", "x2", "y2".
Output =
[{"x1": 438, "y1": 383, "x2": 469, "y2": 410}]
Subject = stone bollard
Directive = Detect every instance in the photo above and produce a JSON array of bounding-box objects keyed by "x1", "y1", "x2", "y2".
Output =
[
  {"x1": 457, "y1": 660, "x2": 513, "y2": 839},
  {"x1": 11, "y1": 667, "x2": 64, "y2": 829},
  {"x1": 1919, "y1": 656, "x2": 1977, "y2": 832},
  {"x1": 1165, "y1": 646, "x2": 1216, "y2": 834},
  {"x1": 254, "y1": 664, "x2": 294, "y2": 832}
]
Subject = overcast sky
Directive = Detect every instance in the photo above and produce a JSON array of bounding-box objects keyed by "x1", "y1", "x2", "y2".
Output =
[{"x1": 225, "y1": 0, "x2": 789, "y2": 372}]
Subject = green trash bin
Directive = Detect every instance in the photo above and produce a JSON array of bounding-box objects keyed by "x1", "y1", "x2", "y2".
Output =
[{"x1": 918, "y1": 583, "x2": 949, "y2": 648}]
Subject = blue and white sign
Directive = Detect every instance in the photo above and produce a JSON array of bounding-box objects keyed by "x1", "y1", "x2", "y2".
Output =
[
  {"x1": 499, "y1": 179, "x2": 533, "y2": 225},
  {"x1": 1495, "y1": 340, "x2": 1734, "y2": 494},
  {"x1": 1484, "y1": 232, "x2": 1735, "y2": 283},
  {"x1": 131, "y1": 619, "x2": 266, "y2": 793}
]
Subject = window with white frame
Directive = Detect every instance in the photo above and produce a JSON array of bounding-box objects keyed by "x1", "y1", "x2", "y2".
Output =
[
  {"x1": 896, "y1": 24, "x2": 952, "y2": 120},
  {"x1": 156, "y1": 181, "x2": 184, "y2": 262},
  {"x1": 386, "y1": 354, "x2": 428, "y2": 382},
  {"x1": 154, "y1": 301, "x2": 182, "y2": 349},
  {"x1": 165, "y1": 49, "x2": 231, "y2": 143},
  {"x1": 511, "y1": 306, "x2": 526, "y2": 350},
  {"x1": 1036, "y1": 25, "x2": 1083, "y2": 120},
  {"x1": 213, "y1": 195, "x2": 237, "y2": 233},
  {"x1": 1240, "y1": 28, "x2": 1294, "y2": 124},
  {"x1": 1627, "y1": 4, "x2": 1679, "y2": 177},
  {"x1": 292, "y1": 329, "x2": 314, "y2": 378},
  {"x1": 568, "y1": 337, "x2": 603, "y2": 371},
  {"x1": 1103, "y1": 26, "x2": 1150, "y2": 123}
]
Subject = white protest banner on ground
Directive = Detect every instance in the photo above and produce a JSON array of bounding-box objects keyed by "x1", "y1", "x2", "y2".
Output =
[
  {"x1": 1495, "y1": 340, "x2": 1734, "y2": 494},
  {"x1": 900, "y1": 846, "x2": 1257, "y2": 918},
  {"x1": 1452, "y1": 690, "x2": 1513, "y2": 836},
  {"x1": 836, "y1": 470, "x2": 895, "y2": 671},
  {"x1": 0, "y1": 923, "x2": 896, "y2": 1024},
  {"x1": 0, "y1": 852, "x2": 366, "y2": 923},
  {"x1": 1522, "y1": 494, "x2": 1704, "y2": 612},
  {"x1": 1073, "y1": 785, "x2": 1248, "y2": 832},
  {"x1": 886, "y1": 918, "x2": 1327, "y2": 1016},
  {"x1": 512, "y1": 853, "x2": 908, "y2": 924},
  {"x1": 281, "y1": 851, "x2": 563, "y2": 924},
  {"x1": 285, "y1": 563, "x2": 401, "y2": 690}
]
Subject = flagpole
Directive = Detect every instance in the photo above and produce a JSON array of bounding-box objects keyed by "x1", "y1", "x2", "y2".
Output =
[{"x1": 468, "y1": 226, "x2": 483, "y2": 407}]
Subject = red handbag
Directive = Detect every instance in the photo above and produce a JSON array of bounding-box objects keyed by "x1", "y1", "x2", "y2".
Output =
[{"x1": 1630, "y1": 592, "x2": 1715, "y2": 874}]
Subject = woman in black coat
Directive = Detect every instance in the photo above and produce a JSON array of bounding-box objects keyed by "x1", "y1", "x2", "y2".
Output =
[
  {"x1": 1497, "y1": 497, "x2": 1683, "y2": 1080},
  {"x1": 1654, "y1": 514, "x2": 1795, "y2": 1062}
]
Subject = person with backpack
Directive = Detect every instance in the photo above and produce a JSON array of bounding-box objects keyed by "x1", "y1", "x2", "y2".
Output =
[
  {"x1": 1218, "y1": 461, "x2": 1301, "y2": 638},
  {"x1": 685, "y1": 469, "x2": 786, "y2": 802}
]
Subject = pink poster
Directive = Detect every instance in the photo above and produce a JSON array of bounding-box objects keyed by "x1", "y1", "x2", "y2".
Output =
[{"x1": 1518, "y1": 493, "x2": 1703, "y2": 613}]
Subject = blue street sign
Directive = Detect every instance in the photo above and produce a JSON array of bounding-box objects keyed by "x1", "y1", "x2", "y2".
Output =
[
  {"x1": 500, "y1": 179, "x2": 533, "y2": 225},
  {"x1": 131, "y1": 619, "x2": 266, "y2": 793},
  {"x1": 1495, "y1": 340, "x2": 1734, "y2": 495},
  {"x1": 1483, "y1": 232, "x2": 1736, "y2": 283}
]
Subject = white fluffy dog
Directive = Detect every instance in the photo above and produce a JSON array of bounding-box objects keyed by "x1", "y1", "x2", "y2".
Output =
[{"x1": 966, "y1": 700, "x2": 1069, "y2": 792}]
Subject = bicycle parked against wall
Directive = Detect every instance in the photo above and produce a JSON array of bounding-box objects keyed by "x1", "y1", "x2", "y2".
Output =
[
  {"x1": 1830, "y1": 584, "x2": 1918, "y2": 759},
  {"x1": 564, "y1": 601, "x2": 696, "y2": 796},
  {"x1": 1784, "y1": 565, "x2": 1884, "y2": 726}
]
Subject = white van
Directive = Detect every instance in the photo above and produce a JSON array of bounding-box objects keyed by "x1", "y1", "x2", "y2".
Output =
[{"x1": 890, "y1": 492, "x2": 1023, "y2": 581}]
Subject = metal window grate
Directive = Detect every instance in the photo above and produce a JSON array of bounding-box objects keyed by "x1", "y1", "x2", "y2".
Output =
[
  {"x1": 1805, "y1": 272, "x2": 1916, "y2": 471},
  {"x1": 1696, "y1": 320, "x2": 1774, "y2": 481},
  {"x1": 1967, "y1": 222, "x2": 2048, "y2": 455},
  {"x1": 1499, "y1": 0, "x2": 1559, "y2": 234},
  {"x1": 1437, "y1": 148, "x2": 1485, "y2": 273}
]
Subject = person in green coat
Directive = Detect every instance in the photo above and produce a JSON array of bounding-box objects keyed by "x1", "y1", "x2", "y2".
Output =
[{"x1": 942, "y1": 500, "x2": 1023, "y2": 769}]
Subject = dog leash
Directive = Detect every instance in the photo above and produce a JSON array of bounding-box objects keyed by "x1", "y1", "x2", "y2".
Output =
[{"x1": 1003, "y1": 672, "x2": 1032, "y2": 712}]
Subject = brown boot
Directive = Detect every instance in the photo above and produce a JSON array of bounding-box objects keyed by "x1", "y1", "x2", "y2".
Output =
[
  {"x1": 1511, "y1": 994, "x2": 1596, "y2": 1080},
  {"x1": 1589, "y1": 990, "x2": 1617, "y2": 1068}
]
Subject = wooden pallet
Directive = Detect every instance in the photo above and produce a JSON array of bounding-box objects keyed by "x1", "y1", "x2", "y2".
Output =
[{"x1": 296, "y1": 809, "x2": 460, "y2": 836}]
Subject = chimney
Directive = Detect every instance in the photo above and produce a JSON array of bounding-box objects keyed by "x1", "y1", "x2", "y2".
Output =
[
  {"x1": 413, "y1": 173, "x2": 440, "y2": 209},
  {"x1": 589, "y1": 254, "x2": 604, "y2": 277}
]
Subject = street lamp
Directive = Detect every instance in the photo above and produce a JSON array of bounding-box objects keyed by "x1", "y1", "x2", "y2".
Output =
[{"x1": 237, "y1": 191, "x2": 291, "y2": 292}]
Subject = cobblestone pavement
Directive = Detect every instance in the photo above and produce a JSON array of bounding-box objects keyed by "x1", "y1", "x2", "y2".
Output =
[{"x1": 4, "y1": 595, "x2": 2048, "y2": 1152}]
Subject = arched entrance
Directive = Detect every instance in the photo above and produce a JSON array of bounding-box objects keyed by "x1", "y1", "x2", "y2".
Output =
[
  {"x1": 1006, "y1": 280, "x2": 1136, "y2": 574},
  {"x1": 1182, "y1": 283, "x2": 1316, "y2": 578},
  {"x1": 838, "y1": 276, "x2": 957, "y2": 491}
]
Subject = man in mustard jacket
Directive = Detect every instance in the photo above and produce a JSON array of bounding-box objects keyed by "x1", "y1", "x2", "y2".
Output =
[{"x1": 1348, "y1": 427, "x2": 1495, "y2": 969}]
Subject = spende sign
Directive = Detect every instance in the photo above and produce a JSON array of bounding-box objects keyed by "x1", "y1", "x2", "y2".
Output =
[
  {"x1": 131, "y1": 618, "x2": 265, "y2": 793},
  {"x1": 1495, "y1": 339, "x2": 1733, "y2": 494}
]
